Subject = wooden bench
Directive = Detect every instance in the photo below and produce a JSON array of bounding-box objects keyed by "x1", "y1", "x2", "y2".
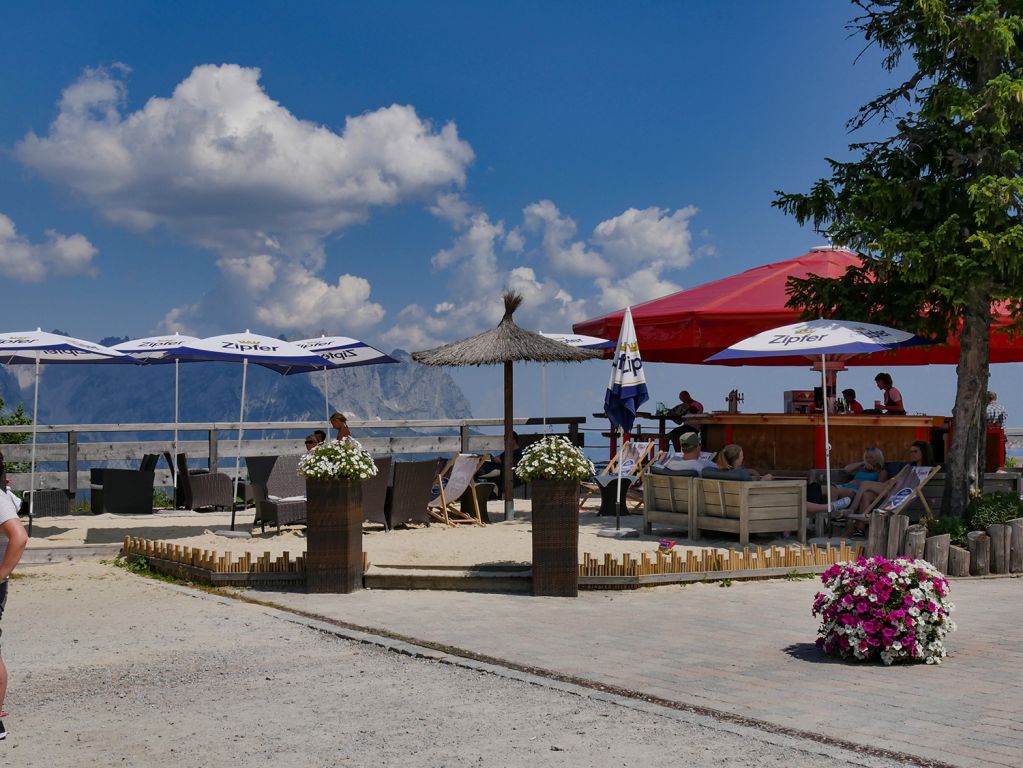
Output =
[
  {"x1": 693, "y1": 477, "x2": 807, "y2": 546},
  {"x1": 642, "y1": 472, "x2": 697, "y2": 535}
]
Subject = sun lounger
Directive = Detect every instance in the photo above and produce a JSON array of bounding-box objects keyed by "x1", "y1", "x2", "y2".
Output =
[
  {"x1": 580, "y1": 440, "x2": 655, "y2": 510},
  {"x1": 428, "y1": 454, "x2": 485, "y2": 526}
]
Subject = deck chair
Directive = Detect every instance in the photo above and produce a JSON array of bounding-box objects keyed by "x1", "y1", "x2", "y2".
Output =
[
  {"x1": 846, "y1": 465, "x2": 940, "y2": 531},
  {"x1": 579, "y1": 440, "x2": 655, "y2": 510},
  {"x1": 428, "y1": 454, "x2": 485, "y2": 526}
]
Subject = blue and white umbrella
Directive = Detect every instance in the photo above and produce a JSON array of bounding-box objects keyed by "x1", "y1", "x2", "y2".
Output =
[
  {"x1": 603, "y1": 307, "x2": 649, "y2": 529},
  {"x1": 539, "y1": 332, "x2": 614, "y2": 431},
  {"x1": 706, "y1": 319, "x2": 932, "y2": 514},
  {"x1": 169, "y1": 331, "x2": 331, "y2": 528},
  {"x1": 112, "y1": 333, "x2": 200, "y2": 502},
  {"x1": 0, "y1": 330, "x2": 137, "y2": 522},
  {"x1": 283, "y1": 335, "x2": 398, "y2": 422}
]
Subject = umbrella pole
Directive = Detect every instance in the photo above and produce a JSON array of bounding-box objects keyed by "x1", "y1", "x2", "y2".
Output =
[
  {"x1": 541, "y1": 362, "x2": 548, "y2": 433},
  {"x1": 323, "y1": 367, "x2": 329, "y2": 423},
  {"x1": 232, "y1": 358, "x2": 248, "y2": 531},
  {"x1": 503, "y1": 360, "x2": 514, "y2": 521},
  {"x1": 615, "y1": 426, "x2": 624, "y2": 531},
  {"x1": 173, "y1": 358, "x2": 179, "y2": 509},
  {"x1": 822, "y1": 354, "x2": 832, "y2": 518},
  {"x1": 28, "y1": 352, "x2": 40, "y2": 535}
]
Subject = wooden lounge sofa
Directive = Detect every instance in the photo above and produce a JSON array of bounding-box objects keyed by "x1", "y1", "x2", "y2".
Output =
[
  {"x1": 693, "y1": 470, "x2": 807, "y2": 546},
  {"x1": 642, "y1": 469, "x2": 698, "y2": 535}
]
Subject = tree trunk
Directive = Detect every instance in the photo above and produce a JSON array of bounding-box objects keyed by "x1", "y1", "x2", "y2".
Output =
[{"x1": 943, "y1": 283, "x2": 992, "y2": 518}]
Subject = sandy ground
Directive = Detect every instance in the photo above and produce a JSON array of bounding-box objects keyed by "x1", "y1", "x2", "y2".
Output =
[
  {"x1": 27, "y1": 499, "x2": 822, "y2": 567},
  {"x1": 0, "y1": 561, "x2": 901, "y2": 767}
]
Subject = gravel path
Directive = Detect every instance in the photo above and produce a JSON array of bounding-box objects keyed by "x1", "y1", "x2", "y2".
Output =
[{"x1": 1, "y1": 561, "x2": 908, "y2": 767}]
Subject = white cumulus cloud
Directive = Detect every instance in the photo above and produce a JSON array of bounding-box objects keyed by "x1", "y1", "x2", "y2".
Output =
[
  {"x1": 0, "y1": 213, "x2": 98, "y2": 282},
  {"x1": 16, "y1": 64, "x2": 473, "y2": 334}
]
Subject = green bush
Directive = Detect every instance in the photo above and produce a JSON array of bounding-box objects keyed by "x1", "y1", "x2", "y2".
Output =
[
  {"x1": 968, "y1": 491, "x2": 1023, "y2": 530},
  {"x1": 926, "y1": 516, "x2": 969, "y2": 547}
]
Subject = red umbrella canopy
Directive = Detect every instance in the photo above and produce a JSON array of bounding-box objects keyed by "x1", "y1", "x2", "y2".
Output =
[{"x1": 573, "y1": 246, "x2": 1022, "y2": 366}]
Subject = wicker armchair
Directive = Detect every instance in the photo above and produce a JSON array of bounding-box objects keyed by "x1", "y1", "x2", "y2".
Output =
[
  {"x1": 363, "y1": 457, "x2": 392, "y2": 529},
  {"x1": 90, "y1": 454, "x2": 159, "y2": 515},
  {"x1": 248, "y1": 455, "x2": 306, "y2": 532},
  {"x1": 384, "y1": 459, "x2": 437, "y2": 529},
  {"x1": 169, "y1": 453, "x2": 234, "y2": 511}
]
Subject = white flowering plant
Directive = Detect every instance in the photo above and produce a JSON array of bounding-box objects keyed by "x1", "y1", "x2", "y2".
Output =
[
  {"x1": 812, "y1": 556, "x2": 956, "y2": 665},
  {"x1": 514, "y1": 435, "x2": 595, "y2": 482},
  {"x1": 297, "y1": 437, "x2": 378, "y2": 482}
]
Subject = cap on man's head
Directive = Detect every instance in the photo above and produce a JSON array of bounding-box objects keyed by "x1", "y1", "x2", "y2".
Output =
[{"x1": 679, "y1": 432, "x2": 701, "y2": 451}]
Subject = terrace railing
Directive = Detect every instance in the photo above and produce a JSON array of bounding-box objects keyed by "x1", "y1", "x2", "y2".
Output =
[{"x1": 0, "y1": 416, "x2": 585, "y2": 494}]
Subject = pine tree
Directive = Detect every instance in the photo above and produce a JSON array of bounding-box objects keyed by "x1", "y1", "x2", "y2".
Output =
[{"x1": 775, "y1": 0, "x2": 1023, "y2": 517}]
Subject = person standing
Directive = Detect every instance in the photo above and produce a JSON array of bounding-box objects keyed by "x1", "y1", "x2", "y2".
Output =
[
  {"x1": 666, "y1": 390, "x2": 704, "y2": 451},
  {"x1": 0, "y1": 455, "x2": 28, "y2": 742},
  {"x1": 986, "y1": 391, "x2": 1008, "y2": 427},
  {"x1": 870, "y1": 372, "x2": 905, "y2": 414},
  {"x1": 329, "y1": 412, "x2": 351, "y2": 440}
]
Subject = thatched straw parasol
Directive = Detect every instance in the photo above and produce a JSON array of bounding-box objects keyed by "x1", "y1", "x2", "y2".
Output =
[{"x1": 413, "y1": 292, "x2": 603, "y2": 519}]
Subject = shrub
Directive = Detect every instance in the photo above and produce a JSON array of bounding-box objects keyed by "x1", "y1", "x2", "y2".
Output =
[
  {"x1": 812, "y1": 556, "x2": 955, "y2": 665},
  {"x1": 967, "y1": 491, "x2": 1023, "y2": 530},
  {"x1": 926, "y1": 516, "x2": 969, "y2": 547}
]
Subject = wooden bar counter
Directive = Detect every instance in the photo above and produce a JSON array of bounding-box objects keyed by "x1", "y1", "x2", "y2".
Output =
[{"x1": 682, "y1": 413, "x2": 944, "y2": 471}]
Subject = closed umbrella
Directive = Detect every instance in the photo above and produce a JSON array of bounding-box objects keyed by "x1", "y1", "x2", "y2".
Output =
[
  {"x1": 112, "y1": 333, "x2": 200, "y2": 501},
  {"x1": 170, "y1": 331, "x2": 331, "y2": 529},
  {"x1": 0, "y1": 330, "x2": 137, "y2": 522},
  {"x1": 706, "y1": 319, "x2": 932, "y2": 510},
  {"x1": 603, "y1": 307, "x2": 649, "y2": 530}
]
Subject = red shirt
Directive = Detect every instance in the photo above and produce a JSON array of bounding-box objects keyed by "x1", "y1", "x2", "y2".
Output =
[{"x1": 847, "y1": 399, "x2": 864, "y2": 414}]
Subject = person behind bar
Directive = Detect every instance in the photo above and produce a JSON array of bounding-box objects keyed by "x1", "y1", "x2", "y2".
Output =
[
  {"x1": 865, "y1": 372, "x2": 905, "y2": 415},
  {"x1": 842, "y1": 388, "x2": 864, "y2": 414},
  {"x1": 666, "y1": 390, "x2": 704, "y2": 451}
]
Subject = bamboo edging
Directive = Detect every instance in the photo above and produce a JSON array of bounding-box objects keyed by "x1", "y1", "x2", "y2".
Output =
[{"x1": 578, "y1": 542, "x2": 862, "y2": 589}]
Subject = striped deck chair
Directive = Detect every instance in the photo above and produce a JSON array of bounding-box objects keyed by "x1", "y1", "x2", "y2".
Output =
[
  {"x1": 579, "y1": 440, "x2": 656, "y2": 510},
  {"x1": 846, "y1": 465, "x2": 940, "y2": 532},
  {"x1": 428, "y1": 454, "x2": 485, "y2": 526}
]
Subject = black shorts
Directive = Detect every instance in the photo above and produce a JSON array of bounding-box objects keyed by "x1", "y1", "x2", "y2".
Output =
[{"x1": 0, "y1": 578, "x2": 7, "y2": 654}]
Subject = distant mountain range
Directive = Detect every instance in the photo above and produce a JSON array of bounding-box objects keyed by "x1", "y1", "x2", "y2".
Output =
[{"x1": 0, "y1": 346, "x2": 473, "y2": 426}]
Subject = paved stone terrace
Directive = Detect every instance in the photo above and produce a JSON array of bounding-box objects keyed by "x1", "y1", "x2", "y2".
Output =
[{"x1": 246, "y1": 576, "x2": 1023, "y2": 768}]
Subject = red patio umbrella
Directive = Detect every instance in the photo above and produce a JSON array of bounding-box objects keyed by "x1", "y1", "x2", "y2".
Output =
[{"x1": 573, "y1": 246, "x2": 1023, "y2": 365}]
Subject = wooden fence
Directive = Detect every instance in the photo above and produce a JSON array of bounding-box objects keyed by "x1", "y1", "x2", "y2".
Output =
[{"x1": 0, "y1": 416, "x2": 585, "y2": 493}]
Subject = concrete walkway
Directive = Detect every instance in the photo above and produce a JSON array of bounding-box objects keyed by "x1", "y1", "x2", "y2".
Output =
[{"x1": 246, "y1": 576, "x2": 1023, "y2": 768}]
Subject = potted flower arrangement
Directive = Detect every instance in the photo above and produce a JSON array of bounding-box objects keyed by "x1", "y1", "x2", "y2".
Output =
[
  {"x1": 812, "y1": 555, "x2": 956, "y2": 665},
  {"x1": 515, "y1": 436, "x2": 595, "y2": 597},
  {"x1": 297, "y1": 437, "x2": 378, "y2": 594}
]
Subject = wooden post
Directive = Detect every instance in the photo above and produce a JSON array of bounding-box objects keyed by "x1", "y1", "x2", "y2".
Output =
[
  {"x1": 987, "y1": 524, "x2": 1010, "y2": 574},
  {"x1": 904, "y1": 525, "x2": 927, "y2": 560},
  {"x1": 459, "y1": 423, "x2": 470, "y2": 453},
  {"x1": 568, "y1": 421, "x2": 580, "y2": 448},
  {"x1": 503, "y1": 360, "x2": 514, "y2": 521},
  {"x1": 866, "y1": 511, "x2": 888, "y2": 557},
  {"x1": 947, "y1": 546, "x2": 970, "y2": 577},
  {"x1": 967, "y1": 531, "x2": 991, "y2": 576},
  {"x1": 886, "y1": 514, "x2": 909, "y2": 560},
  {"x1": 924, "y1": 534, "x2": 950, "y2": 574},
  {"x1": 208, "y1": 430, "x2": 218, "y2": 471},
  {"x1": 1008, "y1": 517, "x2": 1023, "y2": 573},
  {"x1": 66, "y1": 430, "x2": 78, "y2": 496}
]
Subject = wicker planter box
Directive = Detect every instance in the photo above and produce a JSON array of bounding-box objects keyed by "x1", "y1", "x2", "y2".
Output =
[
  {"x1": 306, "y1": 478, "x2": 363, "y2": 594},
  {"x1": 531, "y1": 479, "x2": 580, "y2": 597}
]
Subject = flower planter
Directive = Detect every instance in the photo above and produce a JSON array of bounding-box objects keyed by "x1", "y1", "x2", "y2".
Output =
[
  {"x1": 530, "y1": 479, "x2": 580, "y2": 597},
  {"x1": 305, "y1": 478, "x2": 363, "y2": 594}
]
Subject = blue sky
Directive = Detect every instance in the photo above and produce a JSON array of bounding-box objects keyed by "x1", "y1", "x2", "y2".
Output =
[{"x1": 2, "y1": 1, "x2": 1019, "y2": 431}]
